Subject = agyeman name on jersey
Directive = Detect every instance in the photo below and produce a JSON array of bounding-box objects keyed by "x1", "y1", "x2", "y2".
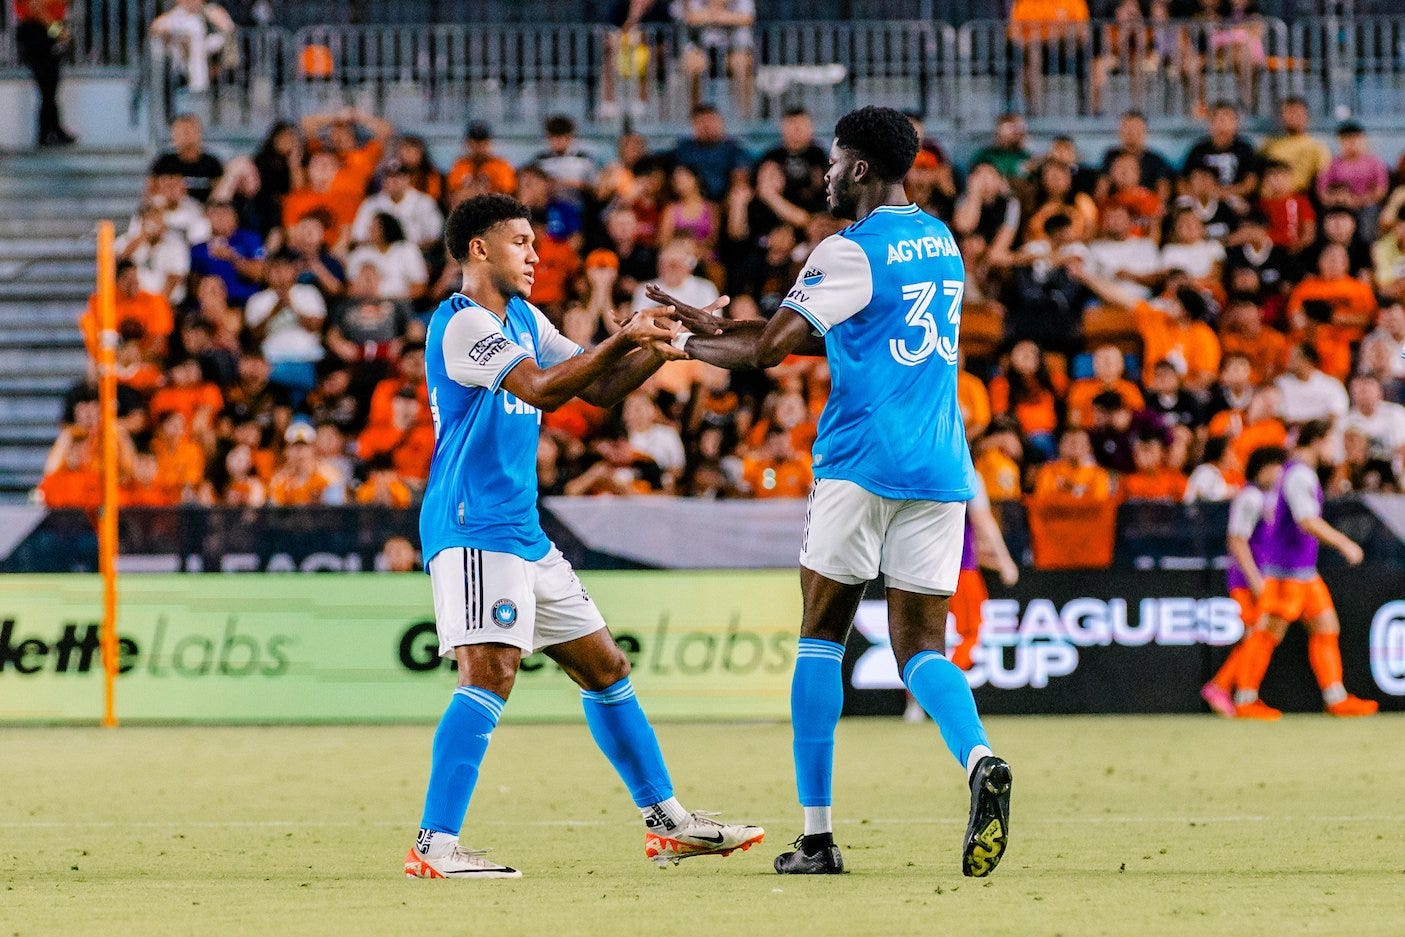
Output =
[{"x1": 886, "y1": 234, "x2": 959, "y2": 264}]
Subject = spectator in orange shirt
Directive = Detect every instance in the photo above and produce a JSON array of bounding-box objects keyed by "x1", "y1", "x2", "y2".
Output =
[
  {"x1": 149, "y1": 357, "x2": 223, "y2": 437},
  {"x1": 990, "y1": 340, "x2": 1067, "y2": 459},
  {"x1": 113, "y1": 333, "x2": 164, "y2": 395},
  {"x1": 1218, "y1": 297, "x2": 1289, "y2": 383},
  {"x1": 1100, "y1": 150, "x2": 1164, "y2": 238},
  {"x1": 1033, "y1": 428, "x2": 1114, "y2": 500},
  {"x1": 447, "y1": 122, "x2": 518, "y2": 200},
  {"x1": 120, "y1": 452, "x2": 180, "y2": 507},
  {"x1": 1077, "y1": 268, "x2": 1222, "y2": 392},
  {"x1": 150, "y1": 410, "x2": 206, "y2": 502},
  {"x1": 357, "y1": 388, "x2": 436, "y2": 487},
  {"x1": 974, "y1": 418, "x2": 1026, "y2": 501},
  {"x1": 301, "y1": 107, "x2": 392, "y2": 198},
  {"x1": 958, "y1": 356, "x2": 992, "y2": 441},
  {"x1": 268, "y1": 422, "x2": 346, "y2": 506},
  {"x1": 741, "y1": 426, "x2": 814, "y2": 499},
  {"x1": 1066, "y1": 344, "x2": 1146, "y2": 428},
  {"x1": 281, "y1": 151, "x2": 363, "y2": 249},
  {"x1": 1286, "y1": 243, "x2": 1378, "y2": 379},
  {"x1": 1009, "y1": 0, "x2": 1091, "y2": 116},
  {"x1": 355, "y1": 453, "x2": 414, "y2": 509},
  {"x1": 367, "y1": 343, "x2": 430, "y2": 429},
  {"x1": 37, "y1": 438, "x2": 102, "y2": 510},
  {"x1": 80, "y1": 260, "x2": 175, "y2": 360},
  {"x1": 1121, "y1": 433, "x2": 1188, "y2": 500},
  {"x1": 1225, "y1": 385, "x2": 1288, "y2": 469}
]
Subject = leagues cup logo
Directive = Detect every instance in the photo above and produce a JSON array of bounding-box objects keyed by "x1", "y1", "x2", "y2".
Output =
[{"x1": 1370, "y1": 601, "x2": 1405, "y2": 695}]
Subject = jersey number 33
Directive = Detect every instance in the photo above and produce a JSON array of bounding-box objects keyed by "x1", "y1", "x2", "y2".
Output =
[{"x1": 890, "y1": 279, "x2": 962, "y2": 368}]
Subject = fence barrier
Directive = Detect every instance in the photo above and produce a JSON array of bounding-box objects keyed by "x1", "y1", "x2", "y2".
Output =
[{"x1": 123, "y1": 16, "x2": 1405, "y2": 140}]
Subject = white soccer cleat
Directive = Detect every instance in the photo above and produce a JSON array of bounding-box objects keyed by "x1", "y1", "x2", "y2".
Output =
[
  {"x1": 405, "y1": 833, "x2": 521, "y2": 879},
  {"x1": 644, "y1": 811, "x2": 765, "y2": 867}
]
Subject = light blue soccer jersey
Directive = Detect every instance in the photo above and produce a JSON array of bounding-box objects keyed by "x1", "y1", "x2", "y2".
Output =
[
  {"x1": 420, "y1": 292, "x2": 581, "y2": 565},
  {"x1": 779, "y1": 203, "x2": 976, "y2": 501}
]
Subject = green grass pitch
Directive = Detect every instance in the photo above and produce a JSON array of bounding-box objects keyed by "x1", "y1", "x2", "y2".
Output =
[{"x1": 3, "y1": 716, "x2": 1403, "y2": 936}]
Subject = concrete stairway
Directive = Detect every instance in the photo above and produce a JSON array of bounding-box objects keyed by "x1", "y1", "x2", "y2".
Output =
[{"x1": 0, "y1": 147, "x2": 148, "y2": 499}]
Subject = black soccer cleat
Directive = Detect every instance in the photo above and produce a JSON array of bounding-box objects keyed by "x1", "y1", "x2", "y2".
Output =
[
  {"x1": 962, "y1": 756, "x2": 1012, "y2": 878},
  {"x1": 774, "y1": 836, "x2": 845, "y2": 874}
]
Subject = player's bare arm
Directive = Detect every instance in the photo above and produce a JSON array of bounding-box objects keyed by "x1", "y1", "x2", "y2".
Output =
[
  {"x1": 1297, "y1": 516, "x2": 1364, "y2": 566},
  {"x1": 1226, "y1": 535, "x2": 1265, "y2": 595},
  {"x1": 499, "y1": 310, "x2": 681, "y2": 411}
]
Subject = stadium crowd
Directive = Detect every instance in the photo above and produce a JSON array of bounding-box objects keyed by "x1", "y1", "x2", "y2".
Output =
[{"x1": 36, "y1": 97, "x2": 1405, "y2": 513}]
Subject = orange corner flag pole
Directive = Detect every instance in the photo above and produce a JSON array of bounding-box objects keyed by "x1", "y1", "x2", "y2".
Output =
[{"x1": 96, "y1": 220, "x2": 120, "y2": 728}]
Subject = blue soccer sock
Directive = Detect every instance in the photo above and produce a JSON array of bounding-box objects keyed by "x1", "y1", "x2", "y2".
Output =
[
  {"x1": 419, "y1": 685, "x2": 504, "y2": 836},
  {"x1": 791, "y1": 638, "x2": 845, "y2": 825},
  {"x1": 903, "y1": 650, "x2": 991, "y2": 772},
  {"x1": 581, "y1": 677, "x2": 677, "y2": 815}
]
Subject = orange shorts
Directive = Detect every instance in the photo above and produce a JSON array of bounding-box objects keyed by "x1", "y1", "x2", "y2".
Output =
[
  {"x1": 950, "y1": 568, "x2": 988, "y2": 640},
  {"x1": 1260, "y1": 576, "x2": 1333, "y2": 624},
  {"x1": 1229, "y1": 586, "x2": 1258, "y2": 630}
]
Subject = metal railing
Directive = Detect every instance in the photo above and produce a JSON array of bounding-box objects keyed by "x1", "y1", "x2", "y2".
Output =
[
  {"x1": 2, "y1": 0, "x2": 159, "y2": 69},
  {"x1": 121, "y1": 15, "x2": 1405, "y2": 141}
]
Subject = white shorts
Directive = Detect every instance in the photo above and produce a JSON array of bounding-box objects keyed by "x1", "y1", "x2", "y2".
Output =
[
  {"x1": 800, "y1": 478, "x2": 966, "y2": 596},
  {"x1": 427, "y1": 545, "x2": 607, "y2": 657}
]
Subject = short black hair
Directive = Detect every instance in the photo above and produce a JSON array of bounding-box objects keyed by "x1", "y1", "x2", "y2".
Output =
[
  {"x1": 444, "y1": 194, "x2": 530, "y2": 263},
  {"x1": 544, "y1": 114, "x2": 575, "y2": 137},
  {"x1": 833, "y1": 105, "x2": 919, "y2": 184},
  {"x1": 1296, "y1": 342, "x2": 1322, "y2": 366},
  {"x1": 371, "y1": 211, "x2": 406, "y2": 245},
  {"x1": 1245, "y1": 444, "x2": 1287, "y2": 481},
  {"x1": 1201, "y1": 435, "x2": 1229, "y2": 466},
  {"x1": 1092, "y1": 390, "x2": 1126, "y2": 412},
  {"x1": 1296, "y1": 418, "x2": 1333, "y2": 449},
  {"x1": 782, "y1": 105, "x2": 809, "y2": 120},
  {"x1": 1043, "y1": 211, "x2": 1074, "y2": 236}
]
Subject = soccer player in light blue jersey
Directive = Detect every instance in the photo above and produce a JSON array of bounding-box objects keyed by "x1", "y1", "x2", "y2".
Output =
[
  {"x1": 649, "y1": 106, "x2": 1012, "y2": 877},
  {"x1": 405, "y1": 195, "x2": 763, "y2": 879}
]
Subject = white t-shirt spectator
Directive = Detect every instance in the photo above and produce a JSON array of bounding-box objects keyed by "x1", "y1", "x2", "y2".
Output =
[
  {"x1": 137, "y1": 197, "x2": 210, "y2": 247},
  {"x1": 115, "y1": 231, "x2": 191, "y2": 303},
  {"x1": 630, "y1": 424, "x2": 686, "y2": 474},
  {"x1": 1159, "y1": 240, "x2": 1225, "y2": 280},
  {"x1": 632, "y1": 275, "x2": 719, "y2": 317},
  {"x1": 1276, "y1": 369, "x2": 1349, "y2": 425},
  {"x1": 244, "y1": 285, "x2": 327, "y2": 364},
  {"x1": 1183, "y1": 463, "x2": 1237, "y2": 503},
  {"x1": 350, "y1": 190, "x2": 445, "y2": 247},
  {"x1": 1345, "y1": 401, "x2": 1405, "y2": 458},
  {"x1": 1088, "y1": 236, "x2": 1162, "y2": 298},
  {"x1": 346, "y1": 243, "x2": 429, "y2": 300}
]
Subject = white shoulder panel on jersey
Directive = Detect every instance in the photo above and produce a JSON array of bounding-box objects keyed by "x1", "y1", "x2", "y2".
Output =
[
  {"x1": 1281, "y1": 462, "x2": 1322, "y2": 523},
  {"x1": 778, "y1": 233, "x2": 873, "y2": 335},
  {"x1": 442, "y1": 306, "x2": 530, "y2": 392},
  {"x1": 528, "y1": 302, "x2": 585, "y2": 368},
  {"x1": 1227, "y1": 486, "x2": 1264, "y2": 539}
]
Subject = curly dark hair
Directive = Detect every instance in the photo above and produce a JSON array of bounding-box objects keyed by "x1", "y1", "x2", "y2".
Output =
[
  {"x1": 833, "y1": 106, "x2": 919, "y2": 183},
  {"x1": 444, "y1": 194, "x2": 530, "y2": 263}
]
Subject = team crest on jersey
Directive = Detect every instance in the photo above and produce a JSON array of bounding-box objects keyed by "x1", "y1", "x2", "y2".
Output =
[
  {"x1": 801, "y1": 267, "x2": 825, "y2": 287},
  {"x1": 492, "y1": 599, "x2": 518, "y2": 628}
]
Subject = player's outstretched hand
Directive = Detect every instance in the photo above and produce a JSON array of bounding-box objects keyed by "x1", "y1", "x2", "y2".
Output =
[
  {"x1": 620, "y1": 308, "x2": 688, "y2": 360},
  {"x1": 1340, "y1": 540, "x2": 1365, "y2": 566},
  {"x1": 644, "y1": 284, "x2": 730, "y2": 335}
]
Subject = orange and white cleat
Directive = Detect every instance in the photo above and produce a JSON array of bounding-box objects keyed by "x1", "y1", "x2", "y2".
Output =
[
  {"x1": 404, "y1": 831, "x2": 521, "y2": 879},
  {"x1": 1234, "y1": 699, "x2": 1283, "y2": 721},
  {"x1": 645, "y1": 811, "x2": 764, "y2": 867},
  {"x1": 1326, "y1": 695, "x2": 1379, "y2": 717}
]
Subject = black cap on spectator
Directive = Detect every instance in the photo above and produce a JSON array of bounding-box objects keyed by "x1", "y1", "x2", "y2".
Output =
[
  {"x1": 465, "y1": 121, "x2": 492, "y2": 141},
  {"x1": 1336, "y1": 120, "x2": 1365, "y2": 136}
]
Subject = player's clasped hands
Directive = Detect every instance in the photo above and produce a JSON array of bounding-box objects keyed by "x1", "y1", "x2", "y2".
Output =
[
  {"x1": 618, "y1": 307, "x2": 689, "y2": 361},
  {"x1": 644, "y1": 284, "x2": 731, "y2": 336}
]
